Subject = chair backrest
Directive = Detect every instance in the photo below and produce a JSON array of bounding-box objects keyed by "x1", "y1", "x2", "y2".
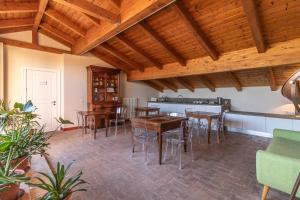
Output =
[
  {"x1": 219, "y1": 112, "x2": 226, "y2": 125},
  {"x1": 116, "y1": 106, "x2": 127, "y2": 119},
  {"x1": 131, "y1": 119, "x2": 149, "y2": 138},
  {"x1": 177, "y1": 120, "x2": 188, "y2": 140},
  {"x1": 76, "y1": 111, "x2": 83, "y2": 127},
  {"x1": 169, "y1": 112, "x2": 185, "y2": 117}
]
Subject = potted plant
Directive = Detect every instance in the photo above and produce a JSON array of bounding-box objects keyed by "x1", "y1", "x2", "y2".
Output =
[
  {"x1": 30, "y1": 162, "x2": 87, "y2": 200},
  {"x1": 0, "y1": 133, "x2": 30, "y2": 200},
  {"x1": 0, "y1": 100, "x2": 73, "y2": 171}
]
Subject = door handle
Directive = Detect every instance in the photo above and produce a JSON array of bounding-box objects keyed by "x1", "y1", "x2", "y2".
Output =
[{"x1": 52, "y1": 101, "x2": 56, "y2": 106}]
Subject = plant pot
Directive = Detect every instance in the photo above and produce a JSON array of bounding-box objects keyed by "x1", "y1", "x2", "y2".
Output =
[
  {"x1": 65, "y1": 194, "x2": 72, "y2": 200},
  {"x1": 0, "y1": 183, "x2": 20, "y2": 200},
  {"x1": 11, "y1": 156, "x2": 30, "y2": 172}
]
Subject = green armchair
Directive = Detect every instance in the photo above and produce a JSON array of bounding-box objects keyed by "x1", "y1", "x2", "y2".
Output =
[{"x1": 256, "y1": 129, "x2": 300, "y2": 200}]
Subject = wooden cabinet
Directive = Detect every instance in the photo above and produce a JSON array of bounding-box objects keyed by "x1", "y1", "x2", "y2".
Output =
[{"x1": 87, "y1": 66, "x2": 121, "y2": 127}]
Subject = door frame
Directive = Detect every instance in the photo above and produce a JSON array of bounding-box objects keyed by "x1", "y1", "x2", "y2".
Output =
[{"x1": 23, "y1": 67, "x2": 61, "y2": 126}]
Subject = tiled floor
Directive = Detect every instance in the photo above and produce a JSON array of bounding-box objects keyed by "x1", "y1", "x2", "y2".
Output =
[{"x1": 40, "y1": 127, "x2": 290, "y2": 200}]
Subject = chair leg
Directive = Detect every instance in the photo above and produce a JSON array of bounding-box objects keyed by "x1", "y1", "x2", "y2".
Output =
[
  {"x1": 190, "y1": 138, "x2": 194, "y2": 162},
  {"x1": 145, "y1": 144, "x2": 149, "y2": 165},
  {"x1": 115, "y1": 122, "x2": 118, "y2": 137},
  {"x1": 261, "y1": 185, "x2": 269, "y2": 200},
  {"x1": 123, "y1": 122, "x2": 127, "y2": 134},
  {"x1": 178, "y1": 143, "x2": 182, "y2": 170},
  {"x1": 164, "y1": 140, "x2": 169, "y2": 162}
]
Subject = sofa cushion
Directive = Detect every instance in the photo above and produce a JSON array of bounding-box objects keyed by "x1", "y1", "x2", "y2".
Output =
[{"x1": 267, "y1": 137, "x2": 300, "y2": 160}]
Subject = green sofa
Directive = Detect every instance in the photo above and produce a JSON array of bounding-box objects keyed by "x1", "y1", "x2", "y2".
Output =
[{"x1": 256, "y1": 129, "x2": 300, "y2": 200}]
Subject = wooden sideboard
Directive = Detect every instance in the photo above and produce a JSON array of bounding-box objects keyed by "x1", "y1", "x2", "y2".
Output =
[{"x1": 87, "y1": 66, "x2": 121, "y2": 127}]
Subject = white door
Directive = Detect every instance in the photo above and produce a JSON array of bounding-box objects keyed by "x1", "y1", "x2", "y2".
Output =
[{"x1": 26, "y1": 69, "x2": 59, "y2": 131}]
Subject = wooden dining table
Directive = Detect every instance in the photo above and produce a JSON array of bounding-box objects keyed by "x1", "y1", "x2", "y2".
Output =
[
  {"x1": 131, "y1": 115, "x2": 188, "y2": 165},
  {"x1": 78, "y1": 110, "x2": 114, "y2": 139},
  {"x1": 186, "y1": 111, "x2": 220, "y2": 144},
  {"x1": 135, "y1": 107, "x2": 160, "y2": 116}
]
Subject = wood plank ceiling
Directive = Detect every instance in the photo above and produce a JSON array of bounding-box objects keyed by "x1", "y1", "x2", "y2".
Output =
[{"x1": 0, "y1": 0, "x2": 300, "y2": 92}]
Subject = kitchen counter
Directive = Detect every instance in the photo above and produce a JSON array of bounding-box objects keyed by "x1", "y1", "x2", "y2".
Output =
[
  {"x1": 229, "y1": 111, "x2": 300, "y2": 120},
  {"x1": 147, "y1": 101, "x2": 223, "y2": 106}
]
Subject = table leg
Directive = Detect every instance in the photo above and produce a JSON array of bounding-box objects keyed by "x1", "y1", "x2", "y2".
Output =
[
  {"x1": 84, "y1": 116, "x2": 87, "y2": 135},
  {"x1": 93, "y1": 116, "x2": 96, "y2": 140},
  {"x1": 207, "y1": 118, "x2": 212, "y2": 144},
  {"x1": 183, "y1": 121, "x2": 187, "y2": 152},
  {"x1": 105, "y1": 116, "x2": 108, "y2": 137},
  {"x1": 159, "y1": 132, "x2": 163, "y2": 165},
  {"x1": 217, "y1": 125, "x2": 220, "y2": 144}
]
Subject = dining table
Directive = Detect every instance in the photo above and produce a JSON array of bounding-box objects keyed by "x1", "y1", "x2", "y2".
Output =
[
  {"x1": 135, "y1": 106, "x2": 160, "y2": 116},
  {"x1": 131, "y1": 115, "x2": 188, "y2": 165},
  {"x1": 78, "y1": 110, "x2": 114, "y2": 139},
  {"x1": 186, "y1": 111, "x2": 220, "y2": 144}
]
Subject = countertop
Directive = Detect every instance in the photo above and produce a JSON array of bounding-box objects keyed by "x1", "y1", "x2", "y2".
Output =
[
  {"x1": 148, "y1": 101, "x2": 223, "y2": 106},
  {"x1": 229, "y1": 111, "x2": 300, "y2": 120}
]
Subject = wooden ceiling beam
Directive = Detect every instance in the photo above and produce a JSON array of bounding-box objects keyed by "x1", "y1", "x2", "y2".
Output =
[
  {"x1": 157, "y1": 79, "x2": 177, "y2": 92},
  {"x1": 127, "y1": 38, "x2": 300, "y2": 81},
  {"x1": 39, "y1": 29, "x2": 73, "y2": 48},
  {"x1": 0, "y1": 2, "x2": 38, "y2": 14},
  {"x1": 40, "y1": 23, "x2": 75, "y2": 44},
  {"x1": 267, "y1": 67, "x2": 277, "y2": 91},
  {"x1": 32, "y1": 30, "x2": 39, "y2": 45},
  {"x1": 45, "y1": 9, "x2": 86, "y2": 37},
  {"x1": 0, "y1": 18, "x2": 34, "y2": 29},
  {"x1": 227, "y1": 72, "x2": 242, "y2": 91},
  {"x1": 0, "y1": 37, "x2": 70, "y2": 54},
  {"x1": 0, "y1": 26, "x2": 33, "y2": 34},
  {"x1": 173, "y1": 1, "x2": 218, "y2": 60},
  {"x1": 241, "y1": 0, "x2": 266, "y2": 53},
  {"x1": 99, "y1": 43, "x2": 144, "y2": 72},
  {"x1": 71, "y1": 0, "x2": 175, "y2": 55},
  {"x1": 198, "y1": 76, "x2": 215, "y2": 92},
  {"x1": 139, "y1": 21, "x2": 186, "y2": 66},
  {"x1": 33, "y1": 0, "x2": 49, "y2": 32},
  {"x1": 175, "y1": 77, "x2": 194, "y2": 92},
  {"x1": 115, "y1": 35, "x2": 162, "y2": 69},
  {"x1": 143, "y1": 81, "x2": 164, "y2": 92},
  {"x1": 90, "y1": 48, "x2": 131, "y2": 73},
  {"x1": 110, "y1": 0, "x2": 121, "y2": 9},
  {"x1": 52, "y1": 0, "x2": 120, "y2": 24}
]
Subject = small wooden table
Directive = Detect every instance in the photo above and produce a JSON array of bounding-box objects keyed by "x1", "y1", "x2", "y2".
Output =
[
  {"x1": 78, "y1": 111, "x2": 114, "y2": 139},
  {"x1": 186, "y1": 111, "x2": 220, "y2": 144},
  {"x1": 131, "y1": 115, "x2": 188, "y2": 165},
  {"x1": 135, "y1": 107, "x2": 160, "y2": 116}
]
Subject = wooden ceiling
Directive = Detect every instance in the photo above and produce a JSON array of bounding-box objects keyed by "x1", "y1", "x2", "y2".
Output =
[{"x1": 1, "y1": 0, "x2": 300, "y2": 92}]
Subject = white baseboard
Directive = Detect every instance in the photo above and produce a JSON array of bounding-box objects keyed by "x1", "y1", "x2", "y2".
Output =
[{"x1": 227, "y1": 127, "x2": 273, "y2": 138}]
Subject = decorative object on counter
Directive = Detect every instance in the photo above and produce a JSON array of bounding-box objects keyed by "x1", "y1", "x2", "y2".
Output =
[
  {"x1": 282, "y1": 69, "x2": 300, "y2": 114},
  {"x1": 154, "y1": 97, "x2": 230, "y2": 106}
]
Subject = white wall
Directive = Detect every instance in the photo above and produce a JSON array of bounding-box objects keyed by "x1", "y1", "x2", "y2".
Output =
[
  {"x1": 3, "y1": 45, "x2": 63, "y2": 103},
  {"x1": 62, "y1": 54, "x2": 113, "y2": 127},
  {"x1": 1, "y1": 31, "x2": 159, "y2": 129},
  {"x1": 121, "y1": 73, "x2": 159, "y2": 106},
  {"x1": 160, "y1": 87, "x2": 295, "y2": 114}
]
